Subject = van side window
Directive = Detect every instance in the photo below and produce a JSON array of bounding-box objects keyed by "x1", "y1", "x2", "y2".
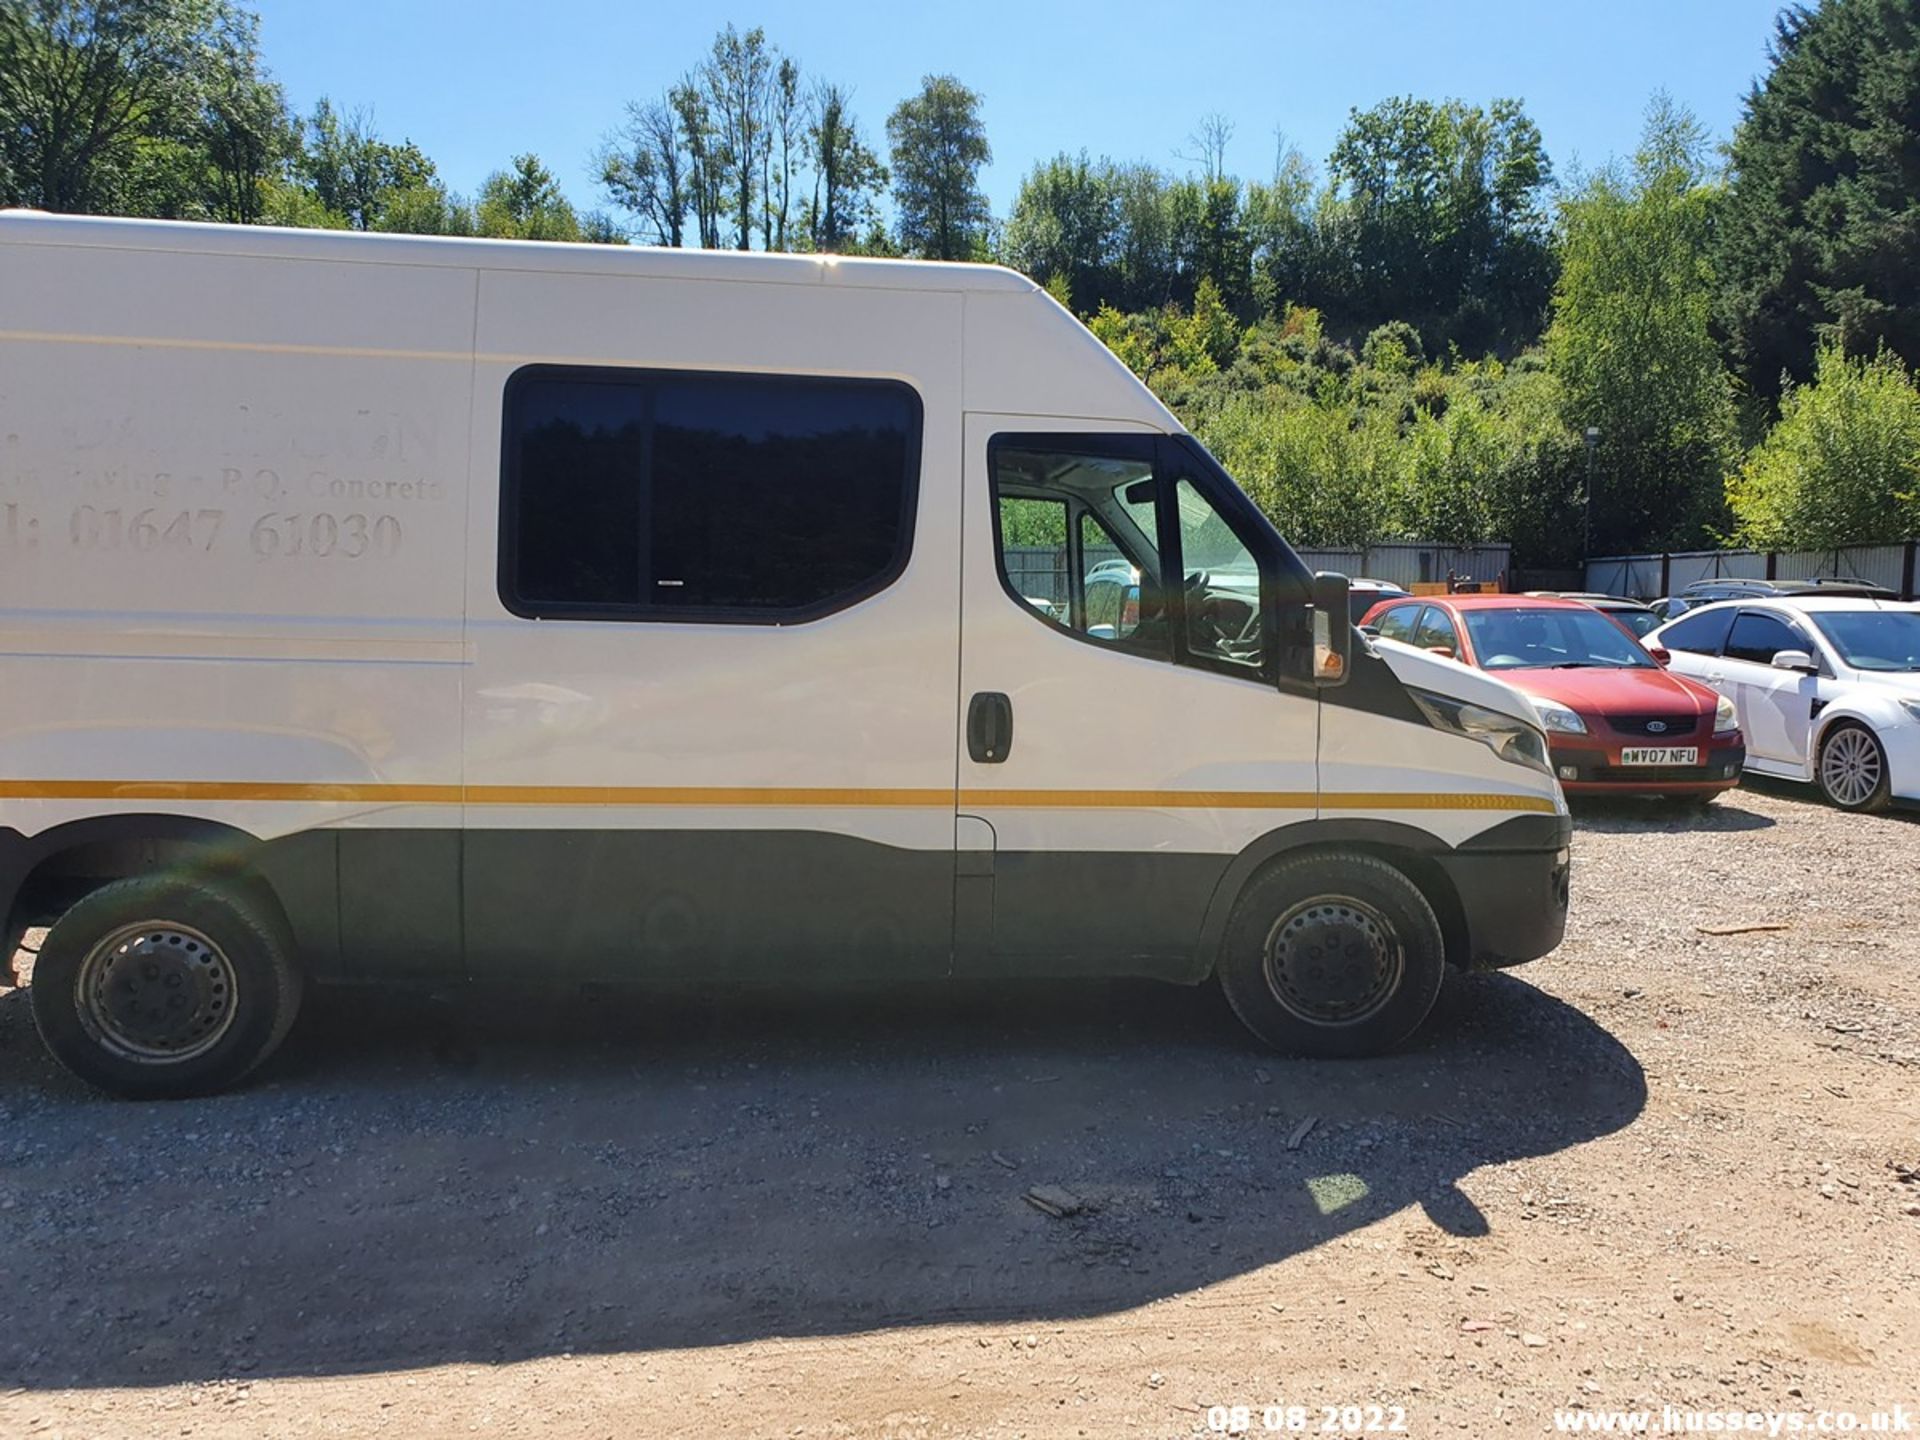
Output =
[
  {"x1": 501, "y1": 367, "x2": 920, "y2": 621},
  {"x1": 991, "y1": 440, "x2": 1170, "y2": 660}
]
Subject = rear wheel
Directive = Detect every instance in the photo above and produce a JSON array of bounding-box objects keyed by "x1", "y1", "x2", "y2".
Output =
[
  {"x1": 1816, "y1": 722, "x2": 1891, "y2": 813},
  {"x1": 1217, "y1": 851, "x2": 1446, "y2": 1058},
  {"x1": 30, "y1": 876, "x2": 303, "y2": 1099}
]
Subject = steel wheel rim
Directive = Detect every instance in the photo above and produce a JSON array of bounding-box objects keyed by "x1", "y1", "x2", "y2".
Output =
[
  {"x1": 1821, "y1": 728, "x2": 1883, "y2": 807},
  {"x1": 73, "y1": 920, "x2": 238, "y2": 1064},
  {"x1": 1261, "y1": 895, "x2": 1404, "y2": 1027}
]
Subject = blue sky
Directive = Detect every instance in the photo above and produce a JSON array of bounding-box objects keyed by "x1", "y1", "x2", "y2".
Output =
[{"x1": 247, "y1": 0, "x2": 1788, "y2": 224}]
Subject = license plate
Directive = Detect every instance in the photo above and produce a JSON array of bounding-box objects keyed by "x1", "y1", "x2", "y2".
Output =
[{"x1": 1619, "y1": 746, "x2": 1699, "y2": 766}]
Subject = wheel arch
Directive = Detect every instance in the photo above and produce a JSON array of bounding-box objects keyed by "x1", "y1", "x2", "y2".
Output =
[
  {"x1": 4, "y1": 814, "x2": 291, "y2": 965},
  {"x1": 1195, "y1": 819, "x2": 1471, "y2": 978}
]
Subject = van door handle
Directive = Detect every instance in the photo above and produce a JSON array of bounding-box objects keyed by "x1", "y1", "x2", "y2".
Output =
[{"x1": 967, "y1": 692, "x2": 1013, "y2": 764}]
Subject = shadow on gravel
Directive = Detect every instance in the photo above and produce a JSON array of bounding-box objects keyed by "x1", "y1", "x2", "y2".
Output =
[
  {"x1": 0, "y1": 968, "x2": 1645, "y2": 1389},
  {"x1": 1569, "y1": 795, "x2": 1776, "y2": 832}
]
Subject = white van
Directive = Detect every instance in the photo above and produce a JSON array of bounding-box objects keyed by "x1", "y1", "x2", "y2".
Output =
[{"x1": 0, "y1": 213, "x2": 1571, "y2": 1097}]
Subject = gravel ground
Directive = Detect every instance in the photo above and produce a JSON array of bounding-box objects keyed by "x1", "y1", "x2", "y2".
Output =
[{"x1": 0, "y1": 779, "x2": 1916, "y2": 1438}]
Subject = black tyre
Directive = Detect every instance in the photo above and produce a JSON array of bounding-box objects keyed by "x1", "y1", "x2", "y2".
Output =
[
  {"x1": 30, "y1": 876, "x2": 303, "y2": 1099},
  {"x1": 1216, "y1": 850, "x2": 1446, "y2": 1058},
  {"x1": 1816, "y1": 721, "x2": 1892, "y2": 813}
]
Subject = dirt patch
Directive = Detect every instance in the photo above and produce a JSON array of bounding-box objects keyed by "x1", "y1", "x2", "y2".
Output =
[{"x1": 1, "y1": 782, "x2": 1916, "y2": 1436}]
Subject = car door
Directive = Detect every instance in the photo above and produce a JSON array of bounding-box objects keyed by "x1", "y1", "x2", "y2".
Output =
[
  {"x1": 1719, "y1": 609, "x2": 1821, "y2": 766},
  {"x1": 955, "y1": 417, "x2": 1318, "y2": 975}
]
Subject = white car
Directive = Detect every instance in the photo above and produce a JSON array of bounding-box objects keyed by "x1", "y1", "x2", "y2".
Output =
[{"x1": 1646, "y1": 597, "x2": 1920, "y2": 811}]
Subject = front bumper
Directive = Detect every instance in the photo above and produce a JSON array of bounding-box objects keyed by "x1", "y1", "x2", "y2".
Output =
[
  {"x1": 1434, "y1": 813, "x2": 1572, "y2": 970},
  {"x1": 1551, "y1": 736, "x2": 1746, "y2": 795}
]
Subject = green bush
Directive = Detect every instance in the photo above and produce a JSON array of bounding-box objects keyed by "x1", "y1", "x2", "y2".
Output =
[{"x1": 1727, "y1": 343, "x2": 1920, "y2": 548}]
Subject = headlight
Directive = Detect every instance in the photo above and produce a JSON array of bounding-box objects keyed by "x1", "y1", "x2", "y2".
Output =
[
  {"x1": 1409, "y1": 688, "x2": 1553, "y2": 775},
  {"x1": 1714, "y1": 694, "x2": 1740, "y2": 735},
  {"x1": 1900, "y1": 698, "x2": 1920, "y2": 723},
  {"x1": 1534, "y1": 701, "x2": 1588, "y2": 735}
]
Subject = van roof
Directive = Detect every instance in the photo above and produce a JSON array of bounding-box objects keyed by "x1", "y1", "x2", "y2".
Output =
[{"x1": 0, "y1": 210, "x2": 1042, "y2": 294}]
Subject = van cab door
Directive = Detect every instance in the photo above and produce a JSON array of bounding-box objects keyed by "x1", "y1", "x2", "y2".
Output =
[{"x1": 954, "y1": 416, "x2": 1320, "y2": 976}]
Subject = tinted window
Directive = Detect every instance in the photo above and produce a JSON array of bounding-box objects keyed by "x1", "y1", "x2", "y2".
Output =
[
  {"x1": 502, "y1": 368, "x2": 918, "y2": 620},
  {"x1": 1411, "y1": 606, "x2": 1459, "y2": 653},
  {"x1": 1724, "y1": 611, "x2": 1809, "y2": 666},
  {"x1": 1660, "y1": 606, "x2": 1735, "y2": 655},
  {"x1": 1374, "y1": 605, "x2": 1419, "y2": 642}
]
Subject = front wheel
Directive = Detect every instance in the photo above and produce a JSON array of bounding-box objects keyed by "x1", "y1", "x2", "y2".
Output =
[
  {"x1": 1216, "y1": 851, "x2": 1446, "y2": 1058},
  {"x1": 30, "y1": 876, "x2": 304, "y2": 1099},
  {"x1": 1816, "y1": 722, "x2": 1892, "y2": 813}
]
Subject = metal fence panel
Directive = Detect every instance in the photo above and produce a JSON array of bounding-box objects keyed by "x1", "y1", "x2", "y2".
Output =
[
  {"x1": 1771, "y1": 544, "x2": 1906, "y2": 590},
  {"x1": 1587, "y1": 541, "x2": 1917, "y2": 599},
  {"x1": 1302, "y1": 543, "x2": 1510, "y2": 590}
]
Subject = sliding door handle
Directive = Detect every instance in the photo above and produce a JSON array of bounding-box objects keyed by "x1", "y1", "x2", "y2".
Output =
[{"x1": 967, "y1": 692, "x2": 1014, "y2": 764}]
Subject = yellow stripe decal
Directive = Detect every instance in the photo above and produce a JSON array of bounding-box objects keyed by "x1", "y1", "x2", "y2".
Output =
[{"x1": 0, "y1": 779, "x2": 1553, "y2": 813}]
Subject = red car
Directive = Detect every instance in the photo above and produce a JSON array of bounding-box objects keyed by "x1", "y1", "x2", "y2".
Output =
[{"x1": 1359, "y1": 594, "x2": 1745, "y2": 799}]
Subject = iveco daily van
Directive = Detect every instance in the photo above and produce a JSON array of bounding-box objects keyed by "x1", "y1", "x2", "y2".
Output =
[{"x1": 0, "y1": 213, "x2": 1571, "y2": 1097}]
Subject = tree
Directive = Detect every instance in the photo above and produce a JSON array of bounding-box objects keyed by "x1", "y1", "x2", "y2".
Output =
[
  {"x1": 0, "y1": 0, "x2": 282, "y2": 216},
  {"x1": 1727, "y1": 342, "x2": 1920, "y2": 547},
  {"x1": 196, "y1": 4, "x2": 291, "y2": 223},
  {"x1": 1001, "y1": 153, "x2": 1119, "y2": 312},
  {"x1": 1718, "y1": 0, "x2": 1920, "y2": 403},
  {"x1": 764, "y1": 55, "x2": 799, "y2": 249},
  {"x1": 702, "y1": 23, "x2": 775, "y2": 250},
  {"x1": 1324, "y1": 95, "x2": 1553, "y2": 348},
  {"x1": 598, "y1": 98, "x2": 688, "y2": 246},
  {"x1": 804, "y1": 81, "x2": 886, "y2": 252},
  {"x1": 475, "y1": 153, "x2": 580, "y2": 241},
  {"x1": 670, "y1": 79, "x2": 723, "y2": 249},
  {"x1": 299, "y1": 99, "x2": 436, "y2": 231},
  {"x1": 1546, "y1": 98, "x2": 1736, "y2": 552},
  {"x1": 887, "y1": 74, "x2": 991, "y2": 261}
]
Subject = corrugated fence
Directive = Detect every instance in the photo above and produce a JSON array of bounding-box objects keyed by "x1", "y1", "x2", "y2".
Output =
[{"x1": 1586, "y1": 542, "x2": 1918, "y2": 600}]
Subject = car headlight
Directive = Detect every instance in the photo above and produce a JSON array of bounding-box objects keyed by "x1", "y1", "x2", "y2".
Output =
[
  {"x1": 1409, "y1": 688, "x2": 1553, "y2": 775},
  {"x1": 1714, "y1": 694, "x2": 1740, "y2": 735},
  {"x1": 1533, "y1": 701, "x2": 1588, "y2": 735}
]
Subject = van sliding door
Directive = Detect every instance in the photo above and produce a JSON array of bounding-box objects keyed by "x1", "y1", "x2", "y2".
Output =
[{"x1": 457, "y1": 273, "x2": 963, "y2": 981}]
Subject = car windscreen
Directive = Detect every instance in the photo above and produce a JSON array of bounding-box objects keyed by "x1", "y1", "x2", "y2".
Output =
[
  {"x1": 1809, "y1": 610, "x2": 1920, "y2": 671},
  {"x1": 1461, "y1": 606, "x2": 1657, "y2": 671}
]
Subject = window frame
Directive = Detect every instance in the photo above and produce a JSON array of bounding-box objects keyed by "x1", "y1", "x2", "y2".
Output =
[
  {"x1": 1372, "y1": 603, "x2": 1420, "y2": 643},
  {"x1": 1410, "y1": 604, "x2": 1461, "y2": 655},
  {"x1": 497, "y1": 363, "x2": 924, "y2": 626},
  {"x1": 986, "y1": 432, "x2": 1308, "y2": 687},
  {"x1": 1723, "y1": 607, "x2": 1819, "y2": 669},
  {"x1": 988, "y1": 432, "x2": 1171, "y2": 664},
  {"x1": 1660, "y1": 604, "x2": 1738, "y2": 657}
]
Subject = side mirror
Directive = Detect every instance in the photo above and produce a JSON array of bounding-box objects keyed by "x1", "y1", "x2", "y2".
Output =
[
  {"x1": 1647, "y1": 646, "x2": 1672, "y2": 667},
  {"x1": 1425, "y1": 645, "x2": 1456, "y2": 661},
  {"x1": 1311, "y1": 572, "x2": 1352, "y2": 686},
  {"x1": 1770, "y1": 649, "x2": 1817, "y2": 674}
]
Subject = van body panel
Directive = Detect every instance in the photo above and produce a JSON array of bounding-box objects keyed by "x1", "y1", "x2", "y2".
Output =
[{"x1": 454, "y1": 269, "x2": 965, "y2": 977}]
